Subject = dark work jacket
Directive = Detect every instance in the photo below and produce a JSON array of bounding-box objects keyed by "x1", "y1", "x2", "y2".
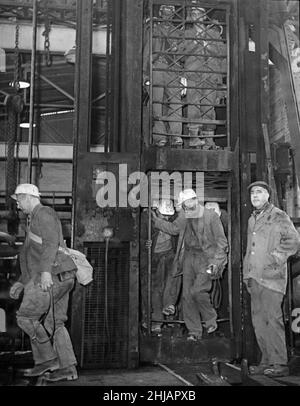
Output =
[
  {"x1": 243, "y1": 204, "x2": 300, "y2": 294},
  {"x1": 140, "y1": 210, "x2": 177, "y2": 256},
  {"x1": 19, "y1": 204, "x2": 76, "y2": 284},
  {"x1": 154, "y1": 207, "x2": 228, "y2": 273}
]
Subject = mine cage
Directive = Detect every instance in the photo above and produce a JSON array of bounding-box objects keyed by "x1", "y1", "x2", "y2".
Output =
[
  {"x1": 138, "y1": 170, "x2": 233, "y2": 364},
  {"x1": 143, "y1": 0, "x2": 230, "y2": 150}
]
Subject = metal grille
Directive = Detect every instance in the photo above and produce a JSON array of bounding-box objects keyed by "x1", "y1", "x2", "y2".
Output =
[
  {"x1": 145, "y1": 0, "x2": 229, "y2": 149},
  {"x1": 82, "y1": 242, "x2": 130, "y2": 368}
]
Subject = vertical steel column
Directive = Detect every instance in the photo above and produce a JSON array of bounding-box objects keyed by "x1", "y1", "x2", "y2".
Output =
[
  {"x1": 256, "y1": 0, "x2": 269, "y2": 181},
  {"x1": 104, "y1": 1, "x2": 112, "y2": 153},
  {"x1": 71, "y1": 0, "x2": 93, "y2": 365},
  {"x1": 110, "y1": 0, "x2": 121, "y2": 152},
  {"x1": 27, "y1": 0, "x2": 37, "y2": 183},
  {"x1": 71, "y1": 0, "x2": 93, "y2": 247},
  {"x1": 238, "y1": 0, "x2": 263, "y2": 365},
  {"x1": 119, "y1": 0, "x2": 143, "y2": 153}
]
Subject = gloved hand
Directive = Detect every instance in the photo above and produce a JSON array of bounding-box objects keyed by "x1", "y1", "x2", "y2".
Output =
[
  {"x1": 40, "y1": 272, "x2": 53, "y2": 291},
  {"x1": 9, "y1": 282, "x2": 24, "y2": 300}
]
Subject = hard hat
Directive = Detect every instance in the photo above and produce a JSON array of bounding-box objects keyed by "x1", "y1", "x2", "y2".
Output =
[
  {"x1": 178, "y1": 189, "x2": 197, "y2": 205},
  {"x1": 190, "y1": 1, "x2": 205, "y2": 12},
  {"x1": 191, "y1": 6, "x2": 206, "y2": 11},
  {"x1": 205, "y1": 202, "x2": 221, "y2": 216},
  {"x1": 158, "y1": 200, "x2": 175, "y2": 216},
  {"x1": 159, "y1": 4, "x2": 175, "y2": 13},
  {"x1": 11, "y1": 183, "x2": 40, "y2": 200}
]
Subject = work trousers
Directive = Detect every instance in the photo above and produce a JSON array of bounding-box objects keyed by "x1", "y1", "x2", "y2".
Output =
[
  {"x1": 152, "y1": 250, "x2": 181, "y2": 322},
  {"x1": 182, "y1": 250, "x2": 217, "y2": 336},
  {"x1": 248, "y1": 279, "x2": 288, "y2": 366},
  {"x1": 141, "y1": 249, "x2": 181, "y2": 324},
  {"x1": 152, "y1": 60, "x2": 182, "y2": 143},
  {"x1": 186, "y1": 77, "x2": 217, "y2": 130},
  {"x1": 16, "y1": 275, "x2": 77, "y2": 368}
]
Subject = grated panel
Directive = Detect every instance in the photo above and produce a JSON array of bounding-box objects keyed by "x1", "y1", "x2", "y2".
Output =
[{"x1": 82, "y1": 242, "x2": 130, "y2": 368}]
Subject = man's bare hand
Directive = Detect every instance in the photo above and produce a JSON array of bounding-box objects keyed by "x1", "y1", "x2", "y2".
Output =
[
  {"x1": 145, "y1": 240, "x2": 152, "y2": 249},
  {"x1": 40, "y1": 272, "x2": 53, "y2": 291},
  {"x1": 9, "y1": 282, "x2": 24, "y2": 300}
]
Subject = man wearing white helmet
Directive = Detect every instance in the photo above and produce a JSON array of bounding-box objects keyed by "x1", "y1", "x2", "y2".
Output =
[
  {"x1": 141, "y1": 199, "x2": 181, "y2": 334},
  {"x1": 9, "y1": 183, "x2": 78, "y2": 382},
  {"x1": 143, "y1": 4, "x2": 183, "y2": 147},
  {"x1": 152, "y1": 189, "x2": 228, "y2": 341}
]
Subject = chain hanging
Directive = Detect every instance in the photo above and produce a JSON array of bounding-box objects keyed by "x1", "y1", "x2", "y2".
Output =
[
  {"x1": 42, "y1": 2, "x2": 52, "y2": 67},
  {"x1": 13, "y1": 22, "x2": 21, "y2": 91}
]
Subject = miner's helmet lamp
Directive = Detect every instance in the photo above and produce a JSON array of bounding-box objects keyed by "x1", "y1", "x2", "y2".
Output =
[
  {"x1": 159, "y1": 4, "x2": 175, "y2": 17},
  {"x1": 157, "y1": 199, "x2": 175, "y2": 216}
]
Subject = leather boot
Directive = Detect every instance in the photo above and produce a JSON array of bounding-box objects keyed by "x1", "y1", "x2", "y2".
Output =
[
  {"x1": 24, "y1": 358, "x2": 59, "y2": 377},
  {"x1": 188, "y1": 125, "x2": 205, "y2": 148},
  {"x1": 202, "y1": 130, "x2": 217, "y2": 150},
  {"x1": 44, "y1": 365, "x2": 78, "y2": 382},
  {"x1": 171, "y1": 136, "x2": 183, "y2": 148}
]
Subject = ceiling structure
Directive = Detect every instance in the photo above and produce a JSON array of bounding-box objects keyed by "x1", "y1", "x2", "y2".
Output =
[{"x1": 0, "y1": 0, "x2": 108, "y2": 145}]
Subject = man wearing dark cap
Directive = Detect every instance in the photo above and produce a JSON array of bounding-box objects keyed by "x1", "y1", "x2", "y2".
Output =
[{"x1": 243, "y1": 181, "x2": 300, "y2": 377}]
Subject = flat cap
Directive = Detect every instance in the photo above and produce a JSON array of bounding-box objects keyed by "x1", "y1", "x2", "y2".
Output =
[{"x1": 247, "y1": 181, "x2": 271, "y2": 194}]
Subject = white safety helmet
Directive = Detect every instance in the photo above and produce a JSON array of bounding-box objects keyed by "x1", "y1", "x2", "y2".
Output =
[
  {"x1": 159, "y1": 4, "x2": 175, "y2": 17},
  {"x1": 11, "y1": 183, "x2": 40, "y2": 200},
  {"x1": 205, "y1": 202, "x2": 221, "y2": 216},
  {"x1": 157, "y1": 200, "x2": 175, "y2": 216},
  {"x1": 190, "y1": 4, "x2": 206, "y2": 19},
  {"x1": 178, "y1": 189, "x2": 197, "y2": 205},
  {"x1": 190, "y1": 1, "x2": 205, "y2": 12},
  {"x1": 191, "y1": 6, "x2": 206, "y2": 12}
]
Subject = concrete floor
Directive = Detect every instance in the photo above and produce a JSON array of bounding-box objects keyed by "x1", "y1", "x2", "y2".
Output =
[
  {"x1": 0, "y1": 363, "x2": 198, "y2": 387},
  {"x1": 2, "y1": 352, "x2": 300, "y2": 387},
  {"x1": 44, "y1": 365, "x2": 194, "y2": 387}
]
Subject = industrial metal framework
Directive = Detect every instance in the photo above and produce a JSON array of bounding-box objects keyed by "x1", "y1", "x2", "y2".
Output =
[
  {"x1": 145, "y1": 0, "x2": 229, "y2": 149},
  {"x1": 1, "y1": 0, "x2": 300, "y2": 376}
]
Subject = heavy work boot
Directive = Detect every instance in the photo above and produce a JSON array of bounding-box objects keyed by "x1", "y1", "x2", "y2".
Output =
[
  {"x1": 202, "y1": 130, "x2": 217, "y2": 150},
  {"x1": 153, "y1": 120, "x2": 168, "y2": 146},
  {"x1": 17, "y1": 317, "x2": 59, "y2": 377},
  {"x1": 44, "y1": 365, "x2": 78, "y2": 382},
  {"x1": 171, "y1": 136, "x2": 183, "y2": 149},
  {"x1": 24, "y1": 357, "x2": 59, "y2": 377},
  {"x1": 188, "y1": 125, "x2": 205, "y2": 149}
]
